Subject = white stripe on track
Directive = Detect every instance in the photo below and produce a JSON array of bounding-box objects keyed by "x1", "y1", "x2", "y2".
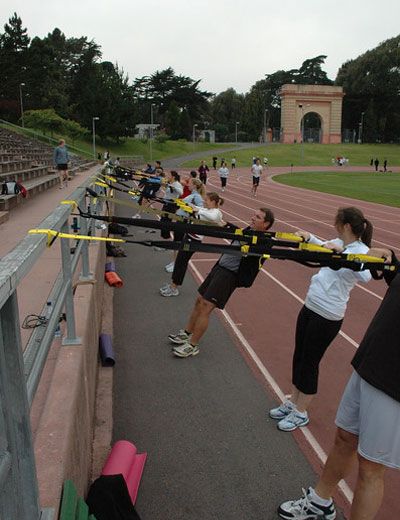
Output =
[
  {"x1": 229, "y1": 179, "x2": 400, "y2": 245},
  {"x1": 189, "y1": 262, "x2": 354, "y2": 505}
]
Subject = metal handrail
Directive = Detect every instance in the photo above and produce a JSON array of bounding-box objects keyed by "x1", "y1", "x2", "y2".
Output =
[{"x1": 0, "y1": 170, "x2": 103, "y2": 520}]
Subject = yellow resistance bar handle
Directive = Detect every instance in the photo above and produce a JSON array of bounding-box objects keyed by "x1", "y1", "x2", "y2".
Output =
[
  {"x1": 28, "y1": 229, "x2": 125, "y2": 244},
  {"x1": 60, "y1": 200, "x2": 78, "y2": 209},
  {"x1": 275, "y1": 232, "x2": 303, "y2": 242},
  {"x1": 300, "y1": 243, "x2": 333, "y2": 253}
]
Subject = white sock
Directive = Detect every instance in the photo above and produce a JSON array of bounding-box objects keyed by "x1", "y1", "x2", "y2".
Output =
[{"x1": 308, "y1": 486, "x2": 332, "y2": 506}]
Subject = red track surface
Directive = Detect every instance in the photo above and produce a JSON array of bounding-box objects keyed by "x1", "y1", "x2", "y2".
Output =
[{"x1": 185, "y1": 166, "x2": 400, "y2": 520}]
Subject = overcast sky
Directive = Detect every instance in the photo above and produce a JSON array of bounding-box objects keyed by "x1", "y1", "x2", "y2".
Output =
[{"x1": 2, "y1": 0, "x2": 399, "y2": 94}]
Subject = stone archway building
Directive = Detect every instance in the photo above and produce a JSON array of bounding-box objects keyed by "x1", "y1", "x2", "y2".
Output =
[{"x1": 280, "y1": 84, "x2": 344, "y2": 144}]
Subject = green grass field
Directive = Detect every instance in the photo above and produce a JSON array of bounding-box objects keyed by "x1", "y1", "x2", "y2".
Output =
[
  {"x1": 274, "y1": 171, "x2": 400, "y2": 207},
  {"x1": 182, "y1": 143, "x2": 399, "y2": 168},
  {"x1": 91, "y1": 139, "x2": 226, "y2": 161}
]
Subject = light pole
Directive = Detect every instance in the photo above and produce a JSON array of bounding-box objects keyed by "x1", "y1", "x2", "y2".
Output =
[
  {"x1": 299, "y1": 104, "x2": 305, "y2": 165},
  {"x1": 358, "y1": 111, "x2": 365, "y2": 144},
  {"x1": 235, "y1": 121, "x2": 239, "y2": 145},
  {"x1": 192, "y1": 123, "x2": 198, "y2": 149},
  {"x1": 19, "y1": 83, "x2": 25, "y2": 128},
  {"x1": 92, "y1": 117, "x2": 99, "y2": 159},
  {"x1": 149, "y1": 103, "x2": 155, "y2": 162}
]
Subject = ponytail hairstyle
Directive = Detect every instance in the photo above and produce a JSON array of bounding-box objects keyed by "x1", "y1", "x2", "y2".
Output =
[
  {"x1": 335, "y1": 207, "x2": 373, "y2": 247},
  {"x1": 206, "y1": 192, "x2": 224, "y2": 207},
  {"x1": 191, "y1": 178, "x2": 206, "y2": 198},
  {"x1": 170, "y1": 170, "x2": 180, "y2": 182}
]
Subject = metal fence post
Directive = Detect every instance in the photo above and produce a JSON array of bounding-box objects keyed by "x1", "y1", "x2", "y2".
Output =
[
  {"x1": 79, "y1": 199, "x2": 93, "y2": 280},
  {"x1": 60, "y1": 222, "x2": 81, "y2": 345},
  {"x1": 0, "y1": 292, "x2": 41, "y2": 520}
]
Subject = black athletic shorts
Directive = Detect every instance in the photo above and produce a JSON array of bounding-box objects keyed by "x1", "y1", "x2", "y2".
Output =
[
  {"x1": 198, "y1": 264, "x2": 238, "y2": 309},
  {"x1": 57, "y1": 164, "x2": 68, "y2": 170},
  {"x1": 252, "y1": 176, "x2": 260, "y2": 186}
]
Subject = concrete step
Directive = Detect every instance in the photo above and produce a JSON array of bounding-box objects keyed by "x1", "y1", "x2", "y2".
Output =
[{"x1": 0, "y1": 174, "x2": 59, "y2": 211}]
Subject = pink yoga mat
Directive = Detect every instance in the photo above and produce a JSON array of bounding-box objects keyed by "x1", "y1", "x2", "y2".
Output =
[{"x1": 102, "y1": 440, "x2": 147, "y2": 504}]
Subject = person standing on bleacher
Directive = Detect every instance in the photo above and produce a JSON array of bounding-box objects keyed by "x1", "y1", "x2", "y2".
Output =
[{"x1": 53, "y1": 139, "x2": 70, "y2": 189}]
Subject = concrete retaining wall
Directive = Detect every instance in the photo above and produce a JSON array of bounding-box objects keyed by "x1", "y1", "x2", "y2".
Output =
[{"x1": 34, "y1": 241, "x2": 106, "y2": 514}]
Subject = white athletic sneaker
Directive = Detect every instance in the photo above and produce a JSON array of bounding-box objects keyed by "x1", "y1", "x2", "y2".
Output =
[
  {"x1": 132, "y1": 213, "x2": 141, "y2": 219},
  {"x1": 168, "y1": 329, "x2": 192, "y2": 344},
  {"x1": 277, "y1": 410, "x2": 309, "y2": 432},
  {"x1": 165, "y1": 261, "x2": 175, "y2": 273},
  {"x1": 269, "y1": 400, "x2": 295, "y2": 420},
  {"x1": 278, "y1": 487, "x2": 336, "y2": 519},
  {"x1": 172, "y1": 342, "x2": 200, "y2": 358},
  {"x1": 159, "y1": 283, "x2": 170, "y2": 292},
  {"x1": 160, "y1": 285, "x2": 179, "y2": 297}
]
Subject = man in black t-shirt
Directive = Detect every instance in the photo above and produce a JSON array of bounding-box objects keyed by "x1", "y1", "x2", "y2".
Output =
[
  {"x1": 168, "y1": 208, "x2": 274, "y2": 358},
  {"x1": 278, "y1": 248, "x2": 399, "y2": 520}
]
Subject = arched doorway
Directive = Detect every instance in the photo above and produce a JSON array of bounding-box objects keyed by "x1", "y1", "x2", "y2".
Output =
[
  {"x1": 280, "y1": 84, "x2": 344, "y2": 144},
  {"x1": 301, "y1": 112, "x2": 322, "y2": 143}
]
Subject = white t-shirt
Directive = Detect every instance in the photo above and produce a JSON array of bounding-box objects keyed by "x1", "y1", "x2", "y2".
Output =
[
  {"x1": 190, "y1": 207, "x2": 224, "y2": 240},
  {"x1": 164, "y1": 180, "x2": 183, "y2": 200},
  {"x1": 218, "y1": 167, "x2": 229, "y2": 178},
  {"x1": 251, "y1": 164, "x2": 263, "y2": 178},
  {"x1": 305, "y1": 235, "x2": 371, "y2": 320}
]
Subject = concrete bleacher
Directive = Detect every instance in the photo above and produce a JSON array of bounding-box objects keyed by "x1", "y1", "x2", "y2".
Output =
[{"x1": 0, "y1": 128, "x2": 96, "y2": 213}]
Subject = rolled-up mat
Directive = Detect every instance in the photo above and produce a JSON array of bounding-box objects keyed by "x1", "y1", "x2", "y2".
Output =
[
  {"x1": 99, "y1": 333, "x2": 115, "y2": 367},
  {"x1": 102, "y1": 440, "x2": 147, "y2": 505},
  {"x1": 105, "y1": 271, "x2": 123, "y2": 287},
  {"x1": 105, "y1": 261, "x2": 116, "y2": 273}
]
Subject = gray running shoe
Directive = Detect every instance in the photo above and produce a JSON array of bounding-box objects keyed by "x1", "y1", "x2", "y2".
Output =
[
  {"x1": 173, "y1": 342, "x2": 200, "y2": 358},
  {"x1": 168, "y1": 329, "x2": 192, "y2": 344},
  {"x1": 160, "y1": 285, "x2": 179, "y2": 297},
  {"x1": 278, "y1": 410, "x2": 309, "y2": 432},
  {"x1": 165, "y1": 261, "x2": 175, "y2": 273},
  {"x1": 278, "y1": 487, "x2": 336, "y2": 519},
  {"x1": 269, "y1": 400, "x2": 295, "y2": 420}
]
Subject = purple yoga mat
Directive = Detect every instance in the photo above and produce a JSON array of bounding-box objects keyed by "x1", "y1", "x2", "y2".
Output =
[
  {"x1": 99, "y1": 333, "x2": 115, "y2": 366},
  {"x1": 105, "y1": 262, "x2": 116, "y2": 273}
]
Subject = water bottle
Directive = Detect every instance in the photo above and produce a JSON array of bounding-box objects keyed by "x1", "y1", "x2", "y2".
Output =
[{"x1": 46, "y1": 301, "x2": 52, "y2": 323}]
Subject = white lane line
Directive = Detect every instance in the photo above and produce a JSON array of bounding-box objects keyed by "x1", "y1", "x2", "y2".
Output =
[
  {"x1": 191, "y1": 258, "x2": 218, "y2": 262},
  {"x1": 263, "y1": 178, "x2": 400, "y2": 217},
  {"x1": 212, "y1": 178, "x2": 399, "y2": 251},
  {"x1": 189, "y1": 262, "x2": 354, "y2": 504},
  {"x1": 231, "y1": 180, "x2": 400, "y2": 239}
]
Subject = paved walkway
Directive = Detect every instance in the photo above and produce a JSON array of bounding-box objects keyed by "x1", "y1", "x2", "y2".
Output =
[
  {"x1": 111, "y1": 201, "x2": 345, "y2": 520},
  {"x1": 3, "y1": 154, "x2": 382, "y2": 518}
]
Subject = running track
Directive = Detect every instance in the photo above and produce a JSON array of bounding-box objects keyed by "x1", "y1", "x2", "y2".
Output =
[{"x1": 183, "y1": 167, "x2": 400, "y2": 519}]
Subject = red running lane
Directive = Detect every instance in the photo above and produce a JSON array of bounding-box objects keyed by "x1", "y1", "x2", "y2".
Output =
[{"x1": 184, "y1": 166, "x2": 399, "y2": 520}]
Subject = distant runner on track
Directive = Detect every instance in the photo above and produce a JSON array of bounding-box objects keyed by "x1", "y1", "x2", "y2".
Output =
[{"x1": 251, "y1": 158, "x2": 263, "y2": 196}]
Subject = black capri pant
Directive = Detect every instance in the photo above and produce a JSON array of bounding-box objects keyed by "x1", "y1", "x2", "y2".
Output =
[
  {"x1": 220, "y1": 177, "x2": 227, "y2": 188},
  {"x1": 160, "y1": 202, "x2": 176, "y2": 239},
  {"x1": 171, "y1": 234, "x2": 200, "y2": 286},
  {"x1": 292, "y1": 305, "x2": 343, "y2": 395}
]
